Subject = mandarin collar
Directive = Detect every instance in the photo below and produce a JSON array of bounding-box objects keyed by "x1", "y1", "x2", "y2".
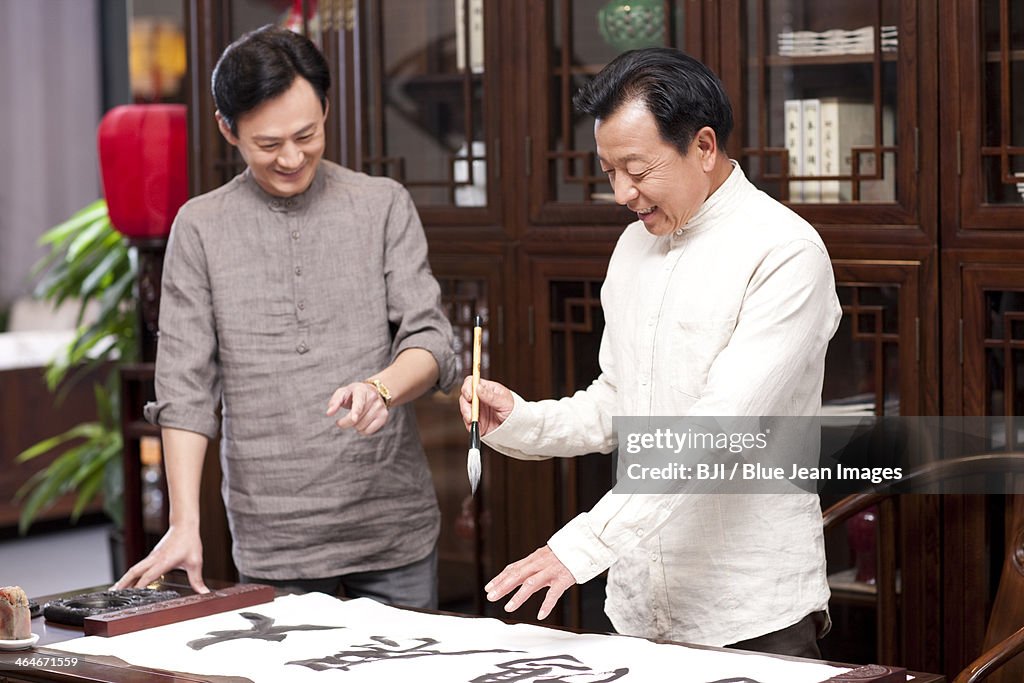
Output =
[
  {"x1": 668, "y1": 160, "x2": 746, "y2": 243},
  {"x1": 242, "y1": 163, "x2": 326, "y2": 212}
]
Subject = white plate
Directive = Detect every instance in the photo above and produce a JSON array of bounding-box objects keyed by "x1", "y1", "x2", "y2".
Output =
[{"x1": 0, "y1": 633, "x2": 39, "y2": 650}]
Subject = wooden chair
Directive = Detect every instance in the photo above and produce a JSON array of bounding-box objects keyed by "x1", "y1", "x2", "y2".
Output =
[{"x1": 823, "y1": 453, "x2": 1024, "y2": 683}]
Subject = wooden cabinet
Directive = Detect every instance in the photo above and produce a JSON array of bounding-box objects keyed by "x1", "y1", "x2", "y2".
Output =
[
  {"x1": 938, "y1": 3, "x2": 1024, "y2": 679},
  {"x1": 166, "y1": 0, "x2": 1021, "y2": 679},
  {"x1": 712, "y1": 1, "x2": 939, "y2": 670}
]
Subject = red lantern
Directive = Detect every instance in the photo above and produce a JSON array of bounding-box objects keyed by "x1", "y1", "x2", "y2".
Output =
[{"x1": 97, "y1": 104, "x2": 188, "y2": 240}]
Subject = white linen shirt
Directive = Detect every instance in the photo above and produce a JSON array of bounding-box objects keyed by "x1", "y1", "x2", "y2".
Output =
[{"x1": 484, "y1": 162, "x2": 842, "y2": 647}]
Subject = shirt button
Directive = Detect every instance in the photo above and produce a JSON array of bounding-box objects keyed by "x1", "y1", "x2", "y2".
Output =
[
  {"x1": 636, "y1": 528, "x2": 645, "y2": 537},
  {"x1": 297, "y1": 301, "x2": 305, "y2": 310},
  {"x1": 674, "y1": 228, "x2": 683, "y2": 236},
  {"x1": 649, "y1": 551, "x2": 659, "y2": 562},
  {"x1": 271, "y1": 200, "x2": 281, "y2": 208},
  {"x1": 294, "y1": 266, "x2": 302, "y2": 276},
  {"x1": 296, "y1": 342, "x2": 308, "y2": 354},
  {"x1": 291, "y1": 231, "x2": 300, "y2": 240}
]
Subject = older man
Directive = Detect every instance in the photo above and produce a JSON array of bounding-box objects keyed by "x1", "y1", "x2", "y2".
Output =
[{"x1": 461, "y1": 48, "x2": 841, "y2": 657}]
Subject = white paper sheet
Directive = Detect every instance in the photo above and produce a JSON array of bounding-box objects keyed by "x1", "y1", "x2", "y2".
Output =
[{"x1": 49, "y1": 594, "x2": 851, "y2": 682}]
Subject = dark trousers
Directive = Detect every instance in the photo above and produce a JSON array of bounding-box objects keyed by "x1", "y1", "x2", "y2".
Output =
[
  {"x1": 725, "y1": 610, "x2": 830, "y2": 659},
  {"x1": 240, "y1": 545, "x2": 438, "y2": 610}
]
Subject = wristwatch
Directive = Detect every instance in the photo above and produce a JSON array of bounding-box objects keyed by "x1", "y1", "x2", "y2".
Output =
[{"x1": 364, "y1": 378, "x2": 393, "y2": 408}]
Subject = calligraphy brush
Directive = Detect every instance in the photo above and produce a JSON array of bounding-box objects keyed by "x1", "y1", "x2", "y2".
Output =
[{"x1": 468, "y1": 315, "x2": 483, "y2": 494}]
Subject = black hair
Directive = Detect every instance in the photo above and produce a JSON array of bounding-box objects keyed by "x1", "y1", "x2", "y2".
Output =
[
  {"x1": 212, "y1": 25, "x2": 330, "y2": 135},
  {"x1": 573, "y1": 47, "x2": 734, "y2": 153}
]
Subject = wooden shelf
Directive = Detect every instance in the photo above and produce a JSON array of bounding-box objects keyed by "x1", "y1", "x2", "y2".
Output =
[
  {"x1": 762, "y1": 53, "x2": 899, "y2": 66},
  {"x1": 828, "y1": 567, "x2": 902, "y2": 608},
  {"x1": 985, "y1": 49, "x2": 1024, "y2": 62}
]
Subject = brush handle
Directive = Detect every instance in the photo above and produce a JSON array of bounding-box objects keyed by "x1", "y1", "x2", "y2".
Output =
[{"x1": 471, "y1": 317, "x2": 482, "y2": 423}]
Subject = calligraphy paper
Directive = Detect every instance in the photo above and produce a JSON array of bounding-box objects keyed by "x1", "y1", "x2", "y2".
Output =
[{"x1": 50, "y1": 594, "x2": 850, "y2": 683}]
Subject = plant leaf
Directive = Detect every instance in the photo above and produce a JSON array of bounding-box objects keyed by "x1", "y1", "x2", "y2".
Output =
[
  {"x1": 19, "y1": 198, "x2": 136, "y2": 533},
  {"x1": 14, "y1": 423, "x2": 99, "y2": 462},
  {"x1": 38, "y1": 200, "x2": 108, "y2": 247},
  {"x1": 70, "y1": 470, "x2": 106, "y2": 521},
  {"x1": 80, "y1": 241, "x2": 128, "y2": 300},
  {"x1": 66, "y1": 213, "x2": 114, "y2": 262},
  {"x1": 17, "y1": 446, "x2": 91, "y2": 533}
]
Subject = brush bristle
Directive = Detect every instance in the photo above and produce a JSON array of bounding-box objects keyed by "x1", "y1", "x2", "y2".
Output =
[{"x1": 467, "y1": 447, "x2": 481, "y2": 494}]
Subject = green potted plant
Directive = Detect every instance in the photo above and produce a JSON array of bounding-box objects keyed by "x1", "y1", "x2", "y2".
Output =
[{"x1": 14, "y1": 199, "x2": 137, "y2": 534}]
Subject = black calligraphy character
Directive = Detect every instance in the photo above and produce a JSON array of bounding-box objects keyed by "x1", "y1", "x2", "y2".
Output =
[
  {"x1": 186, "y1": 611, "x2": 344, "y2": 650},
  {"x1": 287, "y1": 635, "x2": 522, "y2": 671},
  {"x1": 469, "y1": 654, "x2": 629, "y2": 683}
]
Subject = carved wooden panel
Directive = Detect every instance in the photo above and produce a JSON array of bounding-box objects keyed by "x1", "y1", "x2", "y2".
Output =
[
  {"x1": 953, "y1": 0, "x2": 1024, "y2": 237},
  {"x1": 826, "y1": 260, "x2": 925, "y2": 417},
  {"x1": 414, "y1": 252, "x2": 507, "y2": 614},
  {"x1": 961, "y1": 263, "x2": 1024, "y2": 443},
  {"x1": 517, "y1": 251, "x2": 613, "y2": 630},
  {"x1": 714, "y1": 0, "x2": 937, "y2": 240},
  {"x1": 357, "y1": 0, "x2": 495, "y2": 215},
  {"x1": 733, "y1": 1, "x2": 904, "y2": 210}
]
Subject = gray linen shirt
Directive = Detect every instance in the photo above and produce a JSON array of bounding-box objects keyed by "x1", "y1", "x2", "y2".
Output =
[{"x1": 144, "y1": 160, "x2": 457, "y2": 579}]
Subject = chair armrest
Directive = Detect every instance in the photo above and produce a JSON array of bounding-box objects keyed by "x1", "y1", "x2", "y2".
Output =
[
  {"x1": 822, "y1": 492, "x2": 888, "y2": 531},
  {"x1": 954, "y1": 625, "x2": 1024, "y2": 683}
]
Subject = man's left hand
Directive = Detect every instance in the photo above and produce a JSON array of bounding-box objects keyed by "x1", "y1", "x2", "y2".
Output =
[
  {"x1": 485, "y1": 545, "x2": 576, "y2": 620},
  {"x1": 326, "y1": 382, "x2": 389, "y2": 434}
]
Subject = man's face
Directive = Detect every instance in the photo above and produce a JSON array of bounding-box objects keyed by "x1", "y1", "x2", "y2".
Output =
[
  {"x1": 218, "y1": 77, "x2": 327, "y2": 198},
  {"x1": 595, "y1": 101, "x2": 716, "y2": 236}
]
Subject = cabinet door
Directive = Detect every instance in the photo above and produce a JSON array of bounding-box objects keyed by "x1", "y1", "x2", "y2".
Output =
[
  {"x1": 948, "y1": 0, "x2": 1024, "y2": 241},
  {"x1": 948, "y1": 258, "x2": 1024, "y2": 428},
  {"x1": 718, "y1": 0, "x2": 935, "y2": 240},
  {"x1": 188, "y1": 0, "x2": 502, "y2": 228},
  {"x1": 523, "y1": 1, "x2": 699, "y2": 228},
  {"x1": 332, "y1": 0, "x2": 502, "y2": 229},
  {"x1": 825, "y1": 258, "x2": 932, "y2": 416},
  {"x1": 820, "y1": 257, "x2": 937, "y2": 669},
  {"x1": 414, "y1": 250, "x2": 510, "y2": 613},
  {"x1": 513, "y1": 248, "x2": 614, "y2": 630},
  {"x1": 940, "y1": 256, "x2": 1024, "y2": 679}
]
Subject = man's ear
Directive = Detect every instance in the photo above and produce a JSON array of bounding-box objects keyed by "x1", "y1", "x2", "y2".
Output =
[
  {"x1": 694, "y1": 126, "x2": 718, "y2": 171},
  {"x1": 216, "y1": 111, "x2": 238, "y2": 146}
]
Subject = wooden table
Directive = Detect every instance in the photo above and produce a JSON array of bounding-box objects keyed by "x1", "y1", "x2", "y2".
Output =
[{"x1": 0, "y1": 577, "x2": 945, "y2": 683}]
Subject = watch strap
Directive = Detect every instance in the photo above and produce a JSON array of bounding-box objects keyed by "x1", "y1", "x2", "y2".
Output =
[{"x1": 364, "y1": 378, "x2": 392, "y2": 408}]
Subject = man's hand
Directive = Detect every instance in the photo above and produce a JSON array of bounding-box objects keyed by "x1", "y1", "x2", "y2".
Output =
[
  {"x1": 112, "y1": 524, "x2": 208, "y2": 594},
  {"x1": 459, "y1": 376, "x2": 514, "y2": 436},
  {"x1": 327, "y1": 381, "x2": 389, "y2": 434},
  {"x1": 484, "y1": 545, "x2": 576, "y2": 620}
]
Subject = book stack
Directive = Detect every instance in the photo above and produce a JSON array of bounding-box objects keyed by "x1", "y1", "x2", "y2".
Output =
[
  {"x1": 455, "y1": 0, "x2": 485, "y2": 74},
  {"x1": 778, "y1": 25, "x2": 898, "y2": 56},
  {"x1": 784, "y1": 98, "x2": 895, "y2": 204}
]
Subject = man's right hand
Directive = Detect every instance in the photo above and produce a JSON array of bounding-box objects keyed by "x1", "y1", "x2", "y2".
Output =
[
  {"x1": 112, "y1": 524, "x2": 208, "y2": 594},
  {"x1": 458, "y1": 376, "x2": 514, "y2": 436}
]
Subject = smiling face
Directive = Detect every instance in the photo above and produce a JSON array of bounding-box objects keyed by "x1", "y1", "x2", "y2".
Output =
[
  {"x1": 595, "y1": 100, "x2": 720, "y2": 236},
  {"x1": 217, "y1": 76, "x2": 327, "y2": 198}
]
